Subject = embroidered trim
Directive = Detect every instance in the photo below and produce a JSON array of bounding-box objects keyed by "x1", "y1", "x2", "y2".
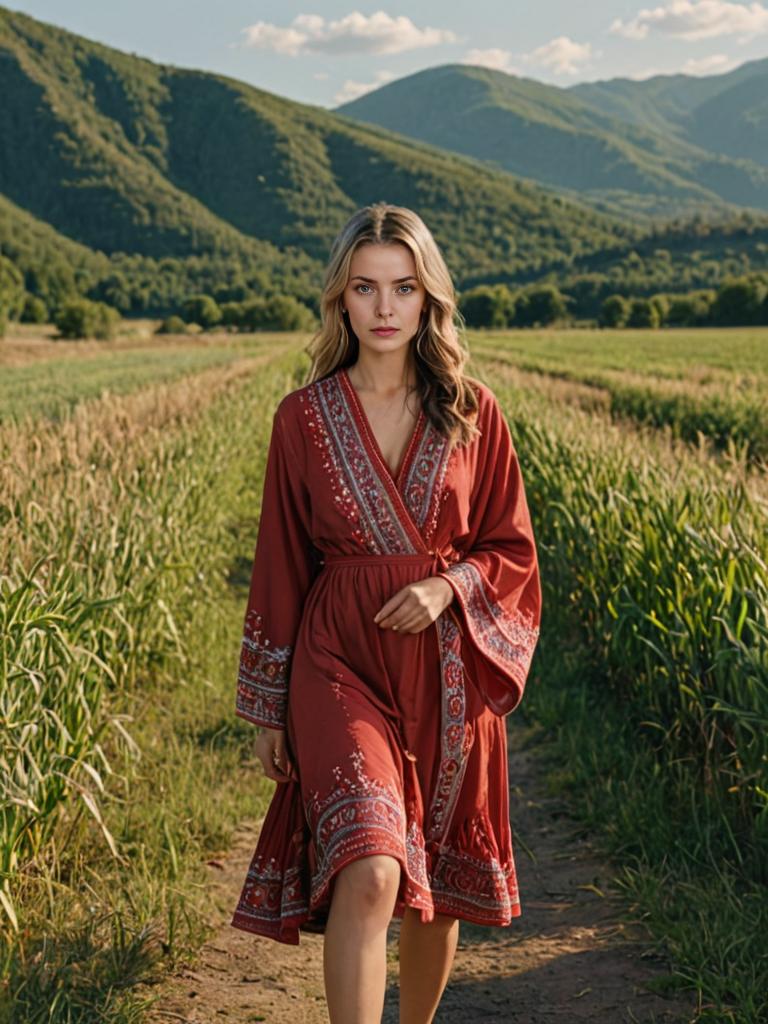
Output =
[
  {"x1": 308, "y1": 376, "x2": 416, "y2": 553},
  {"x1": 440, "y1": 561, "x2": 540, "y2": 681},
  {"x1": 430, "y1": 844, "x2": 520, "y2": 922},
  {"x1": 236, "y1": 609, "x2": 292, "y2": 728},
  {"x1": 401, "y1": 423, "x2": 453, "y2": 545},
  {"x1": 426, "y1": 611, "x2": 471, "y2": 846},
  {"x1": 302, "y1": 373, "x2": 453, "y2": 555},
  {"x1": 305, "y1": 745, "x2": 433, "y2": 912},
  {"x1": 231, "y1": 857, "x2": 308, "y2": 934}
]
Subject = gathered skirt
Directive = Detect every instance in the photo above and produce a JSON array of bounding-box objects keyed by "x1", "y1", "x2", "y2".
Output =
[{"x1": 230, "y1": 551, "x2": 521, "y2": 945}]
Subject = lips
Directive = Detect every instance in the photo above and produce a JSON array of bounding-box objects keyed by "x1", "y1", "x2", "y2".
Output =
[{"x1": 372, "y1": 328, "x2": 399, "y2": 334}]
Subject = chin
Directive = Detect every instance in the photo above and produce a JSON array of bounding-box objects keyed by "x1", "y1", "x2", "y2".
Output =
[{"x1": 360, "y1": 337, "x2": 409, "y2": 356}]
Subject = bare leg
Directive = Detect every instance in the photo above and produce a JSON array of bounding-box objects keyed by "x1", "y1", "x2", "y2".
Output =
[
  {"x1": 398, "y1": 907, "x2": 459, "y2": 1024},
  {"x1": 323, "y1": 854, "x2": 402, "y2": 1024}
]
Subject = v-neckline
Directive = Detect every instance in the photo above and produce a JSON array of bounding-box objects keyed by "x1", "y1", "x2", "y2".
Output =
[{"x1": 339, "y1": 366, "x2": 425, "y2": 490}]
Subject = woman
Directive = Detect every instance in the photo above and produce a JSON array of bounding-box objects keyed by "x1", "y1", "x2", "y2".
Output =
[{"x1": 230, "y1": 201, "x2": 542, "y2": 1023}]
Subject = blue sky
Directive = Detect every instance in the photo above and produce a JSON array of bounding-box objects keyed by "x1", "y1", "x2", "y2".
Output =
[{"x1": 7, "y1": 2, "x2": 768, "y2": 108}]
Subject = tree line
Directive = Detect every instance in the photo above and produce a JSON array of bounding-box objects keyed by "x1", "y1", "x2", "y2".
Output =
[{"x1": 3, "y1": 251, "x2": 768, "y2": 338}]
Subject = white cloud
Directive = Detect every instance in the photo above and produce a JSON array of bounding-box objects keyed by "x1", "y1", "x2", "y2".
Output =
[
  {"x1": 460, "y1": 48, "x2": 519, "y2": 73},
  {"x1": 609, "y1": 1, "x2": 768, "y2": 42},
  {"x1": 313, "y1": 71, "x2": 330, "y2": 80},
  {"x1": 241, "y1": 10, "x2": 458, "y2": 57},
  {"x1": 333, "y1": 69, "x2": 396, "y2": 104},
  {"x1": 623, "y1": 54, "x2": 737, "y2": 76},
  {"x1": 682, "y1": 51, "x2": 740, "y2": 70},
  {"x1": 520, "y1": 36, "x2": 597, "y2": 75},
  {"x1": 625, "y1": 65, "x2": 671, "y2": 77}
]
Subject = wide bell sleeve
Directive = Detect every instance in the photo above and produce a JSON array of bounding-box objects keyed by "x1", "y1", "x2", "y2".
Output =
[
  {"x1": 437, "y1": 388, "x2": 542, "y2": 716},
  {"x1": 235, "y1": 400, "x2": 316, "y2": 730}
]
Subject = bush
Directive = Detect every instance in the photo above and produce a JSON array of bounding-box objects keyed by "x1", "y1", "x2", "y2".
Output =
[
  {"x1": 627, "y1": 297, "x2": 661, "y2": 328},
  {"x1": 599, "y1": 294, "x2": 630, "y2": 328},
  {"x1": 239, "y1": 295, "x2": 315, "y2": 331},
  {"x1": 710, "y1": 275, "x2": 767, "y2": 326},
  {"x1": 665, "y1": 290, "x2": 714, "y2": 327},
  {"x1": 0, "y1": 255, "x2": 25, "y2": 337},
  {"x1": 515, "y1": 284, "x2": 567, "y2": 327},
  {"x1": 54, "y1": 298, "x2": 121, "y2": 340},
  {"x1": 458, "y1": 284, "x2": 515, "y2": 328},
  {"x1": 182, "y1": 294, "x2": 221, "y2": 329},
  {"x1": 156, "y1": 315, "x2": 188, "y2": 335},
  {"x1": 220, "y1": 302, "x2": 244, "y2": 328},
  {"x1": 20, "y1": 294, "x2": 48, "y2": 324}
]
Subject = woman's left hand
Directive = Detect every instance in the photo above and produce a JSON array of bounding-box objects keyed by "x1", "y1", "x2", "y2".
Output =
[{"x1": 373, "y1": 576, "x2": 455, "y2": 634}]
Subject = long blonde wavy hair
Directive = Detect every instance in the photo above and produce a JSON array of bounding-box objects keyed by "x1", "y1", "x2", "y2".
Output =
[{"x1": 302, "y1": 202, "x2": 481, "y2": 448}]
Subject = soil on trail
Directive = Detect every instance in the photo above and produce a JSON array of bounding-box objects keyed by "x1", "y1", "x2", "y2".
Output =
[{"x1": 141, "y1": 723, "x2": 696, "y2": 1023}]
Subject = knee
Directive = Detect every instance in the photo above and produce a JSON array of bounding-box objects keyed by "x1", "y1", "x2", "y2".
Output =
[{"x1": 335, "y1": 854, "x2": 401, "y2": 910}]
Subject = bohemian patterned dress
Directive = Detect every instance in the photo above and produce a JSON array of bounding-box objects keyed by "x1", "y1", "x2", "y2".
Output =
[{"x1": 230, "y1": 364, "x2": 542, "y2": 944}]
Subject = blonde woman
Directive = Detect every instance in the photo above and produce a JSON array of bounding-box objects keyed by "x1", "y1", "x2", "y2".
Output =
[{"x1": 231, "y1": 201, "x2": 542, "y2": 1023}]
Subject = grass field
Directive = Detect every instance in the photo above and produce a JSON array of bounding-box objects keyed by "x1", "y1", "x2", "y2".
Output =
[{"x1": 0, "y1": 324, "x2": 765, "y2": 1022}]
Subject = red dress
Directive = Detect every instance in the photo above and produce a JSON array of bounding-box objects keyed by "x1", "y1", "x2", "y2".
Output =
[{"x1": 230, "y1": 364, "x2": 542, "y2": 945}]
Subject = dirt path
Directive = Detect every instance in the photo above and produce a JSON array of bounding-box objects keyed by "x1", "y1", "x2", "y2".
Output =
[{"x1": 141, "y1": 723, "x2": 696, "y2": 1023}]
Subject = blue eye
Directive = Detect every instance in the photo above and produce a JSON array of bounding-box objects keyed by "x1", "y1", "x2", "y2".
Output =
[{"x1": 354, "y1": 284, "x2": 415, "y2": 294}]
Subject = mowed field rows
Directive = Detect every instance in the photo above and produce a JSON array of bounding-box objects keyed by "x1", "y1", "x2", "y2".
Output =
[{"x1": 0, "y1": 326, "x2": 765, "y2": 1023}]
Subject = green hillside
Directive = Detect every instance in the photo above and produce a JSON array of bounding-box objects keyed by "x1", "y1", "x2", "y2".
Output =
[
  {"x1": 0, "y1": 5, "x2": 638, "y2": 283},
  {"x1": 570, "y1": 58, "x2": 768, "y2": 167},
  {"x1": 335, "y1": 63, "x2": 768, "y2": 221},
  {"x1": 4, "y1": 5, "x2": 768, "y2": 325}
]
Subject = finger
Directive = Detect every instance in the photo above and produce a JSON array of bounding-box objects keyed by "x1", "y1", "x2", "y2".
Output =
[
  {"x1": 276, "y1": 743, "x2": 292, "y2": 764},
  {"x1": 376, "y1": 602, "x2": 415, "y2": 628},
  {"x1": 393, "y1": 617, "x2": 425, "y2": 634},
  {"x1": 373, "y1": 591, "x2": 410, "y2": 624},
  {"x1": 271, "y1": 752, "x2": 293, "y2": 779}
]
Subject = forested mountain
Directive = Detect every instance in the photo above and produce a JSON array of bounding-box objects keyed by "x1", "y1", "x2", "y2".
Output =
[
  {"x1": 1, "y1": 5, "x2": 768, "y2": 323},
  {"x1": 0, "y1": 6, "x2": 636, "y2": 282},
  {"x1": 570, "y1": 58, "x2": 768, "y2": 167},
  {"x1": 335, "y1": 63, "x2": 768, "y2": 222}
]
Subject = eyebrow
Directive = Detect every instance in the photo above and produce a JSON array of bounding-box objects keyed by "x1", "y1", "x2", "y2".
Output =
[{"x1": 350, "y1": 275, "x2": 418, "y2": 283}]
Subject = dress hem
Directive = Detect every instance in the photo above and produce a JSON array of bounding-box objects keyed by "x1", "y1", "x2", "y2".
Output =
[
  {"x1": 230, "y1": 895, "x2": 522, "y2": 946},
  {"x1": 230, "y1": 841, "x2": 521, "y2": 946}
]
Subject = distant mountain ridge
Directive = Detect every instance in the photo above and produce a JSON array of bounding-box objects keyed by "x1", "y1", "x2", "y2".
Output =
[
  {"x1": 334, "y1": 62, "x2": 768, "y2": 221},
  {"x1": 0, "y1": 5, "x2": 643, "y2": 290},
  {"x1": 2, "y1": 4, "x2": 768, "y2": 322},
  {"x1": 569, "y1": 58, "x2": 768, "y2": 166}
]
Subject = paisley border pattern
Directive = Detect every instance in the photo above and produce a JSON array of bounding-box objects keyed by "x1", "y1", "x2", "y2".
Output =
[
  {"x1": 440, "y1": 560, "x2": 540, "y2": 683},
  {"x1": 426, "y1": 610, "x2": 471, "y2": 847},
  {"x1": 302, "y1": 377, "x2": 417, "y2": 554},
  {"x1": 430, "y1": 844, "x2": 520, "y2": 922},
  {"x1": 305, "y1": 744, "x2": 434, "y2": 914},
  {"x1": 236, "y1": 609, "x2": 293, "y2": 728},
  {"x1": 401, "y1": 422, "x2": 453, "y2": 545},
  {"x1": 230, "y1": 856, "x2": 308, "y2": 938}
]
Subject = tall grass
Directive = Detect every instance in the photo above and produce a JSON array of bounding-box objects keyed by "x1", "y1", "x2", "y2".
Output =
[
  {"x1": 472, "y1": 337, "x2": 768, "y2": 463},
  {"x1": 0, "y1": 332, "x2": 286, "y2": 424},
  {"x1": 2, "y1": 329, "x2": 766, "y2": 1021},
  {"x1": 473, "y1": 355, "x2": 768, "y2": 1020},
  {"x1": 0, "y1": 347, "x2": 306, "y2": 1020}
]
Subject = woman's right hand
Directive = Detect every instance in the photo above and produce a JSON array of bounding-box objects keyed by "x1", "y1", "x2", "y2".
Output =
[{"x1": 254, "y1": 726, "x2": 298, "y2": 783}]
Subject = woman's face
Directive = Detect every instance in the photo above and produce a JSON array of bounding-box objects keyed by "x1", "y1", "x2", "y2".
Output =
[{"x1": 342, "y1": 242, "x2": 427, "y2": 358}]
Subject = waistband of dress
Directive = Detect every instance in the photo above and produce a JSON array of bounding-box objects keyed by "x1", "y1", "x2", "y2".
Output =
[
  {"x1": 319, "y1": 548, "x2": 462, "y2": 570},
  {"x1": 320, "y1": 552, "x2": 438, "y2": 568}
]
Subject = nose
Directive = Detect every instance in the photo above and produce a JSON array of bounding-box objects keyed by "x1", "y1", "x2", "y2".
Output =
[{"x1": 376, "y1": 294, "x2": 393, "y2": 318}]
